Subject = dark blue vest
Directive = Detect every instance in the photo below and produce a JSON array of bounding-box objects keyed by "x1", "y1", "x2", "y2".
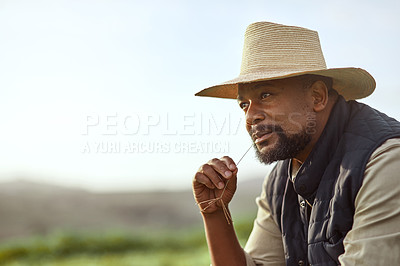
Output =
[{"x1": 265, "y1": 96, "x2": 400, "y2": 265}]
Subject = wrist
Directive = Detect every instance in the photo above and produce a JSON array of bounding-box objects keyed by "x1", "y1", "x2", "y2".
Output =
[{"x1": 201, "y1": 206, "x2": 233, "y2": 225}]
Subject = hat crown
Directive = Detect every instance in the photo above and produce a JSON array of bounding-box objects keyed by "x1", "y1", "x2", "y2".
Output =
[
  {"x1": 240, "y1": 22, "x2": 327, "y2": 75},
  {"x1": 195, "y1": 21, "x2": 375, "y2": 101}
]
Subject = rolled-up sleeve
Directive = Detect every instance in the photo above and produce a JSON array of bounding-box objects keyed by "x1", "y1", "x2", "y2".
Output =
[
  {"x1": 339, "y1": 138, "x2": 400, "y2": 265},
  {"x1": 243, "y1": 177, "x2": 285, "y2": 266}
]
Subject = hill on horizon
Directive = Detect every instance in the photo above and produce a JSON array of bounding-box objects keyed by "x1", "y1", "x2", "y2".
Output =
[{"x1": 0, "y1": 178, "x2": 264, "y2": 241}]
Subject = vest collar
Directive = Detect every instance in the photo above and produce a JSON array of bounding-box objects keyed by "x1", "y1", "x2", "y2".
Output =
[{"x1": 291, "y1": 96, "x2": 350, "y2": 201}]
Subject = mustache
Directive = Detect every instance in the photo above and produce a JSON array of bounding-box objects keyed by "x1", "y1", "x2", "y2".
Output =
[{"x1": 249, "y1": 124, "x2": 284, "y2": 140}]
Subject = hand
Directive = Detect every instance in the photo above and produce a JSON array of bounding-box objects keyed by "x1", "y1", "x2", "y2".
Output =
[{"x1": 192, "y1": 156, "x2": 238, "y2": 214}]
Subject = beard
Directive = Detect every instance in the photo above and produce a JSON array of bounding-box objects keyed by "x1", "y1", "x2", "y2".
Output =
[{"x1": 251, "y1": 124, "x2": 312, "y2": 164}]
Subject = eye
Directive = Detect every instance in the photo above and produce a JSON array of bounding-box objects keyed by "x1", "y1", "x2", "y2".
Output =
[
  {"x1": 261, "y1": 92, "x2": 271, "y2": 99},
  {"x1": 239, "y1": 102, "x2": 249, "y2": 110}
]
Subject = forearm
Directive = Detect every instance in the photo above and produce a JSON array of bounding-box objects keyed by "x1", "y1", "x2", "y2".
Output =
[{"x1": 202, "y1": 209, "x2": 246, "y2": 266}]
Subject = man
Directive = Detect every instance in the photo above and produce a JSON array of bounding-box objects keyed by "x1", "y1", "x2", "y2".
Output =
[{"x1": 192, "y1": 21, "x2": 400, "y2": 266}]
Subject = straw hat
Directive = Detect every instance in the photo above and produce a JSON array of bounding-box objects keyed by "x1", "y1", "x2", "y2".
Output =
[{"x1": 195, "y1": 21, "x2": 375, "y2": 100}]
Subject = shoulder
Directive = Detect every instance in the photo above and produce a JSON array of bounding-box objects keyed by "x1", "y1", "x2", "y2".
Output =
[
  {"x1": 364, "y1": 137, "x2": 400, "y2": 183},
  {"x1": 368, "y1": 137, "x2": 400, "y2": 162},
  {"x1": 356, "y1": 137, "x2": 400, "y2": 210}
]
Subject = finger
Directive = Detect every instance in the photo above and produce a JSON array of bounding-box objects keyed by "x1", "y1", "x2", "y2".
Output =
[
  {"x1": 194, "y1": 172, "x2": 215, "y2": 189},
  {"x1": 208, "y1": 158, "x2": 234, "y2": 181},
  {"x1": 200, "y1": 163, "x2": 225, "y2": 189},
  {"x1": 220, "y1": 156, "x2": 238, "y2": 173}
]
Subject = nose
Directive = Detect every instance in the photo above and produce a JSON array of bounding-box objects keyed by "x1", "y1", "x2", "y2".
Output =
[{"x1": 245, "y1": 102, "x2": 265, "y2": 126}]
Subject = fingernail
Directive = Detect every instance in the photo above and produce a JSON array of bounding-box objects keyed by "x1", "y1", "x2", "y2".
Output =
[
  {"x1": 218, "y1": 182, "x2": 224, "y2": 189},
  {"x1": 229, "y1": 164, "x2": 236, "y2": 170},
  {"x1": 225, "y1": 171, "x2": 232, "y2": 177}
]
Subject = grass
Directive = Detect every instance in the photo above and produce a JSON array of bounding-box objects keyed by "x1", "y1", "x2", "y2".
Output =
[
  {"x1": 2, "y1": 249, "x2": 211, "y2": 266},
  {"x1": 0, "y1": 218, "x2": 254, "y2": 266}
]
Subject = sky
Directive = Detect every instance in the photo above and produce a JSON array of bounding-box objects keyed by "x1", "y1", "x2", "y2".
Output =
[{"x1": 0, "y1": 0, "x2": 399, "y2": 192}]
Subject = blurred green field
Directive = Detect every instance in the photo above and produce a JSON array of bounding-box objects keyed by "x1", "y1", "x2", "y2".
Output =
[{"x1": 0, "y1": 219, "x2": 254, "y2": 266}]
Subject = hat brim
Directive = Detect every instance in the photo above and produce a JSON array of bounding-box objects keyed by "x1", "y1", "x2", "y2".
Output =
[{"x1": 195, "y1": 67, "x2": 375, "y2": 101}]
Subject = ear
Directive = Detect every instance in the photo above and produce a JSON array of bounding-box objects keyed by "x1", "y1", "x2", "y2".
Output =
[{"x1": 310, "y1": 81, "x2": 329, "y2": 112}]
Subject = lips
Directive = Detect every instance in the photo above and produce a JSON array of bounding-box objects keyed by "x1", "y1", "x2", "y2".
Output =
[{"x1": 253, "y1": 131, "x2": 273, "y2": 144}]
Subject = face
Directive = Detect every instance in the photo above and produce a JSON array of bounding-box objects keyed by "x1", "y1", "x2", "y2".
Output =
[{"x1": 237, "y1": 77, "x2": 316, "y2": 164}]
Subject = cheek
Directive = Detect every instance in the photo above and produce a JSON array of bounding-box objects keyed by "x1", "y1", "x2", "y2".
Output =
[
  {"x1": 245, "y1": 123, "x2": 251, "y2": 134},
  {"x1": 282, "y1": 111, "x2": 309, "y2": 134},
  {"x1": 286, "y1": 100, "x2": 312, "y2": 119}
]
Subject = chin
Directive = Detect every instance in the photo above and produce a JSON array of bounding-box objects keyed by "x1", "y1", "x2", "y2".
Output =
[{"x1": 256, "y1": 141, "x2": 276, "y2": 155}]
